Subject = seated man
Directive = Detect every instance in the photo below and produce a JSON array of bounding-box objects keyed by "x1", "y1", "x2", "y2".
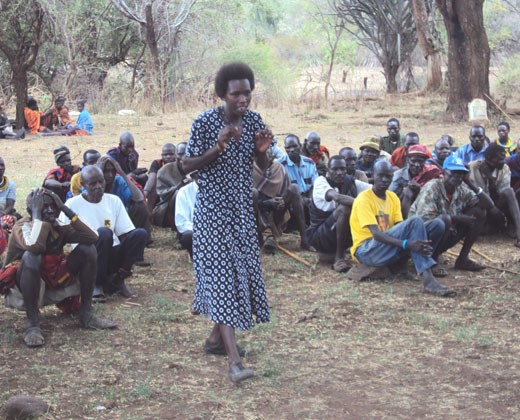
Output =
[
  {"x1": 41, "y1": 96, "x2": 71, "y2": 131},
  {"x1": 495, "y1": 121, "x2": 516, "y2": 157},
  {"x1": 426, "y1": 137, "x2": 453, "y2": 170},
  {"x1": 356, "y1": 138, "x2": 381, "y2": 183},
  {"x1": 97, "y1": 156, "x2": 151, "y2": 240},
  {"x1": 350, "y1": 160, "x2": 454, "y2": 296},
  {"x1": 107, "y1": 131, "x2": 148, "y2": 187},
  {"x1": 302, "y1": 131, "x2": 330, "y2": 176},
  {"x1": 390, "y1": 132, "x2": 432, "y2": 169},
  {"x1": 278, "y1": 134, "x2": 318, "y2": 199},
  {"x1": 175, "y1": 174, "x2": 198, "y2": 258},
  {"x1": 305, "y1": 156, "x2": 370, "y2": 272},
  {"x1": 0, "y1": 104, "x2": 24, "y2": 139},
  {"x1": 0, "y1": 157, "x2": 17, "y2": 217},
  {"x1": 143, "y1": 143, "x2": 177, "y2": 213},
  {"x1": 506, "y1": 150, "x2": 520, "y2": 193},
  {"x1": 455, "y1": 125, "x2": 487, "y2": 164},
  {"x1": 4, "y1": 188, "x2": 116, "y2": 347},
  {"x1": 339, "y1": 147, "x2": 369, "y2": 182},
  {"x1": 469, "y1": 143, "x2": 520, "y2": 247},
  {"x1": 176, "y1": 141, "x2": 187, "y2": 160},
  {"x1": 253, "y1": 146, "x2": 310, "y2": 252},
  {"x1": 61, "y1": 166, "x2": 148, "y2": 299},
  {"x1": 70, "y1": 149, "x2": 102, "y2": 196},
  {"x1": 379, "y1": 118, "x2": 404, "y2": 155},
  {"x1": 410, "y1": 154, "x2": 493, "y2": 272},
  {"x1": 389, "y1": 145, "x2": 442, "y2": 218},
  {"x1": 43, "y1": 145, "x2": 80, "y2": 202},
  {"x1": 153, "y1": 155, "x2": 190, "y2": 228}
]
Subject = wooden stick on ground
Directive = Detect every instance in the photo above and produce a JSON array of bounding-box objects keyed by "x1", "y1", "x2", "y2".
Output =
[
  {"x1": 458, "y1": 241, "x2": 498, "y2": 264},
  {"x1": 484, "y1": 93, "x2": 514, "y2": 124},
  {"x1": 445, "y1": 249, "x2": 519, "y2": 275},
  {"x1": 275, "y1": 243, "x2": 312, "y2": 267}
]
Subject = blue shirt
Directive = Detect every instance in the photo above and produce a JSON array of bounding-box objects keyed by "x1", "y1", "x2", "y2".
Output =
[
  {"x1": 76, "y1": 109, "x2": 94, "y2": 134},
  {"x1": 455, "y1": 144, "x2": 487, "y2": 164},
  {"x1": 277, "y1": 155, "x2": 318, "y2": 194},
  {"x1": 80, "y1": 175, "x2": 132, "y2": 207}
]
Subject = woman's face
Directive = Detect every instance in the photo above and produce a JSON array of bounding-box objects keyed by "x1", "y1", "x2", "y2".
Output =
[{"x1": 224, "y1": 79, "x2": 251, "y2": 118}]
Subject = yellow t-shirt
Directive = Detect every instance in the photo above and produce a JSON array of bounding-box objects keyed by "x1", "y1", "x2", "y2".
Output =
[
  {"x1": 350, "y1": 188, "x2": 403, "y2": 259},
  {"x1": 70, "y1": 172, "x2": 82, "y2": 196}
]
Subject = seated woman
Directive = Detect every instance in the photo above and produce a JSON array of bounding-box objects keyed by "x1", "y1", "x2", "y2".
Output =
[
  {"x1": 74, "y1": 100, "x2": 94, "y2": 134},
  {"x1": 24, "y1": 97, "x2": 52, "y2": 135}
]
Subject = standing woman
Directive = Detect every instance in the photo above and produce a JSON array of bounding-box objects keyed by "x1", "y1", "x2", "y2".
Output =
[{"x1": 182, "y1": 62, "x2": 272, "y2": 383}]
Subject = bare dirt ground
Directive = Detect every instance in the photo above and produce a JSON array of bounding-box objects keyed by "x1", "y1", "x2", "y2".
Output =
[{"x1": 1, "y1": 94, "x2": 520, "y2": 419}]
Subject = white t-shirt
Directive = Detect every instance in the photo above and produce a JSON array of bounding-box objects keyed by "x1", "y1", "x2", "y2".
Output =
[
  {"x1": 60, "y1": 193, "x2": 135, "y2": 246},
  {"x1": 313, "y1": 175, "x2": 371, "y2": 212},
  {"x1": 175, "y1": 181, "x2": 198, "y2": 234}
]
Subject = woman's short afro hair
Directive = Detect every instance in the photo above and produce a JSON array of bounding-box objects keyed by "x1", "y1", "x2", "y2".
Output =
[{"x1": 215, "y1": 62, "x2": 255, "y2": 99}]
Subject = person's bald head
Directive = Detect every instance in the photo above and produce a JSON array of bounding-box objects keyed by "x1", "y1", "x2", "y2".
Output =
[
  {"x1": 81, "y1": 166, "x2": 105, "y2": 203},
  {"x1": 161, "y1": 143, "x2": 176, "y2": 163},
  {"x1": 372, "y1": 160, "x2": 394, "y2": 195},
  {"x1": 119, "y1": 131, "x2": 135, "y2": 155},
  {"x1": 305, "y1": 131, "x2": 321, "y2": 155},
  {"x1": 176, "y1": 142, "x2": 187, "y2": 160},
  {"x1": 374, "y1": 160, "x2": 393, "y2": 174}
]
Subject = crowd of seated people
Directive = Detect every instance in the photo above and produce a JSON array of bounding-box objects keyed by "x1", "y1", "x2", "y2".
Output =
[{"x1": 3, "y1": 108, "x2": 520, "y2": 348}]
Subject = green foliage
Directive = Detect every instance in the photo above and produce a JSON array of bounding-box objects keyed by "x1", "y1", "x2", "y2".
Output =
[
  {"x1": 495, "y1": 53, "x2": 520, "y2": 97},
  {"x1": 219, "y1": 41, "x2": 297, "y2": 104}
]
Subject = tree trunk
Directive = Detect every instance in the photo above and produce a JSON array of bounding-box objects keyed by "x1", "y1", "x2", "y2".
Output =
[
  {"x1": 12, "y1": 68, "x2": 28, "y2": 129},
  {"x1": 382, "y1": 60, "x2": 399, "y2": 93},
  {"x1": 412, "y1": 0, "x2": 442, "y2": 92},
  {"x1": 436, "y1": 0, "x2": 490, "y2": 121}
]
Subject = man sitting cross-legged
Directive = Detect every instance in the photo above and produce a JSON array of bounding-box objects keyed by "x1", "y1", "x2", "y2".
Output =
[
  {"x1": 350, "y1": 160, "x2": 454, "y2": 296},
  {"x1": 339, "y1": 147, "x2": 369, "y2": 183},
  {"x1": 43, "y1": 145, "x2": 80, "y2": 202},
  {"x1": 107, "y1": 131, "x2": 148, "y2": 188},
  {"x1": 306, "y1": 156, "x2": 370, "y2": 272},
  {"x1": 152, "y1": 151, "x2": 191, "y2": 229},
  {"x1": 409, "y1": 154, "x2": 494, "y2": 273},
  {"x1": 302, "y1": 131, "x2": 330, "y2": 176},
  {"x1": 469, "y1": 143, "x2": 520, "y2": 247},
  {"x1": 389, "y1": 144, "x2": 442, "y2": 218},
  {"x1": 426, "y1": 137, "x2": 453, "y2": 171},
  {"x1": 5, "y1": 188, "x2": 116, "y2": 347},
  {"x1": 253, "y1": 146, "x2": 311, "y2": 253},
  {"x1": 175, "y1": 173, "x2": 198, "y2": 259},
  {"x1": 389, "y1": 132, "x2": 433, "y2": 169},
  {"x1": 60, "y1": 166, "x2": 148, "y2": 300},
  {"x1": 97, "y1": 156, "x2": 151, "y2": 241},
  {"x1": 143, "y1": 143, "x2": 177, "y2": 214}
]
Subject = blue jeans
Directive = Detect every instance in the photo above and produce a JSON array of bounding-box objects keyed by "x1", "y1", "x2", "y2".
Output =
[{"x1": 354, "y1": 217, "x2": 444, "y2": 274}]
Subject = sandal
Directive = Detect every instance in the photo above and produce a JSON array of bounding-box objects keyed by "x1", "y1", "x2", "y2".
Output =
[
  {"x1": 333, "y1": 258, "x2": 351, "y2": 273},
  {"x1": 431, "y1": 264, "x2": 448, "y2": 277},
  {"x1": 204, "y1": 339, "x2": 246, "y2": 357},
  {"x1": 423, "y1": 280, "x2": 456, "y2": 297},
  {"x1": 454, "y1": 259, "x2": 485, "y2": 272},
  {"x1": 79, "y1": 313, "x2": 118, "y2": 329},
  {"x1": 23, "y1": 326, "x2": 45, "y2": 348},
  {"x1": 229, "y1": 362, "x2": 255, "y2": 383}
]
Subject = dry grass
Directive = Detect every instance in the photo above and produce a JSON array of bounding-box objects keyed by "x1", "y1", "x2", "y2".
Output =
[{"x1": 1, "y1": 94, "x2": 520, "y2": 419}]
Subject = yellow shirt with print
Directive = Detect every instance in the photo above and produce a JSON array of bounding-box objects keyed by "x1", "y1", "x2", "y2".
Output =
[{"x1": 350, "y1": 188, "x2": 403, "y2": 260}]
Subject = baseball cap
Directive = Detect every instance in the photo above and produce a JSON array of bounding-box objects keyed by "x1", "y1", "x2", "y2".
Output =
[
  {"x1": 442, "y1": 153, "x2": 468, "y2": 172},
  {"x1": 406, "y1": 144, "x2": 429, "y2": 159}
]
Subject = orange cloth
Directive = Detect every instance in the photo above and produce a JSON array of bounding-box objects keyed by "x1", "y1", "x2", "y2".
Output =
[
  {"x1": 49, "y1": 105, "x2": 71, "y2": 127},
  {"x1": 390, "y1": 146, "x2": 433, "y2": 168},
  {"x1": 24, "y1": 107, "x2": 41, "y2": 134}
]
